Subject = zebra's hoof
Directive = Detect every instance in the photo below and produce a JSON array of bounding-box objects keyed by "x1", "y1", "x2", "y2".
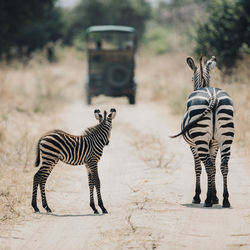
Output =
[
  {"x1": 212, "y1": 197, "x2": 219, "y2": 204},
  {"x1": 204, "y1": 202, "x2": 213, "y2": 207},
  {"x1": 102, "y1": 209, "x2": 108, "y2": 214},
  {"x1": 94, "y1": 210, "x2": 99, "y2": 214},
  {"x1": 33, "y1": 208, "x2": 40, "y2": 213},
  {"x1": 192, "y1": 200, "x2": 200, "y2": 204},
  {"x1": 32, "y1": 202, "x2": 40, "y2": 212},
  {"x1": 192, "y1": 196, "x2": 201, "y2": 204},
  {"x1": 46, "y1": 206, "x2": 52, "y2": 213},
  {"x1": 222, "y1": 200, "x2": 230, "y2": 208}
]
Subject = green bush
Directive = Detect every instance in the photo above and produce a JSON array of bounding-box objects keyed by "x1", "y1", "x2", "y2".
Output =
[
  {"x1": 194, "y1": 0, "x2": 250, "y2": 74},
  {"x1": 16, "y1": 7, "x2": 65, "y2": 58},
  {"x1": 0, "y1": 0, "x2": 63, "y2": 60}
]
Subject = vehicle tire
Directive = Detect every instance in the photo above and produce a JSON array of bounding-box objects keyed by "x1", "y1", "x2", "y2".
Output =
[
  {"x1": 106, "y1": 64, "x2": 131, "y2": 88},
  {"x1": 128, "y1": 93, "x2": 136, "y2": 105}
]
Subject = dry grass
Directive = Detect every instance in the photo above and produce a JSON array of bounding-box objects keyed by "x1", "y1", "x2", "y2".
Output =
[
  {"x1": 137, "y1": 52, "x2": 190, "y2": 115},
  {"x1": 126, "y1": 214, "x2": 137, "y2": 233},
  {"x1": 128, "y1": 126, "x2": 173, "y2": 169},
  {"x1": 0, "y1": 49, "x2": 85, "y2": 222}
]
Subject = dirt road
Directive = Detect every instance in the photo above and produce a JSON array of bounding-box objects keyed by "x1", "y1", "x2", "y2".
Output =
[{"x1": 1, "y1": 99, "x2": 250, "y2": 250}]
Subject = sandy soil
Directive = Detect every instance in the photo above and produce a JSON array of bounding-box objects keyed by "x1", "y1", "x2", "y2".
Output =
[{"x1": 1, "y1": 98, "x2": 250, "y2": 250}]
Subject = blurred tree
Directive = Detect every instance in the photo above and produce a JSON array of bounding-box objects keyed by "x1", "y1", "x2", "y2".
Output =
[
  {"x1": 194, "y1": 0, "x2": 250, "y2": 74},
  {"x1": 0, "y1": 0, "x2": 64, "y2": 60},
  {"x1": 64, "y1": 0, "x2": 151, "y2": 45},
  {"x1": 15, "y1": 7, "x2": 65, "y2": 58},
  {"x1": 105, "y1": 0, "x2": 151, "y2": 38},
  {"x1": 63, "y1": 0, "x2": 107, "y2": 45},
  {"x1": 144, "y1": 0, "x2": 208, "y2": 55},
  {"x1": 154, "y1": 0, "x2": 207, "y2": 26}
]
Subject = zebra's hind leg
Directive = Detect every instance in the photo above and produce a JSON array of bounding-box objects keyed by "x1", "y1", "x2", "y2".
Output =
[
  {"x1": 210, "y1": 141, "x2": 219, "y2": 204},
  {"x1": 190, "y1": 146, "x2": 201, "y2": 204},
  {"x1": 220, "y1": 154, "x2": 231, "y2": 208},
  {"x1": 93, "y1": 169, "x2": 107, "y2": 214},
  {"x1": 204, "y1": 162, "x2": 214, "y2": 207},
  {"x1": 88, "y1": 173, "x2": 99, "y2": 214},
  {"x1": 39, "y1": 166, "x2": 53, "y2": 213},
  {"x1": 31, "y1": 171, "x2": 40, "y2": 212},
  {"x1": 198, "y1": 151, "x2": 215, "y2": 207}
]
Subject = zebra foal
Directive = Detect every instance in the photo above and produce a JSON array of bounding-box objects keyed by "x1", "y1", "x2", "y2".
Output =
[
  {"x1": 171, "y1": 56, "x2": 234, "y2": 207},
  {"x1": 31, "y1": 108, "x2": 116, "y2": 214}
]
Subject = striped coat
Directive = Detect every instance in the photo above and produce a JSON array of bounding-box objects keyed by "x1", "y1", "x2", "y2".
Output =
[{"x1": 31, "y1": 109, "x2": 116, "y2": 214}]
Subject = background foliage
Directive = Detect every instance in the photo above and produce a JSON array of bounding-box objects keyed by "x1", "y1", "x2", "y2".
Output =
[
  {"x1": 0, "y1": 0, "x2": 61, "y2": 59},
  {"x1": 63, "y1": 0, "x2": 151, "y2": 45},
  {"x1": 194, "y1": 0, "x2": 250, "y2": 74},
  {"x1": 0, "y1": 0, "x2": 250, "y2": 73}
]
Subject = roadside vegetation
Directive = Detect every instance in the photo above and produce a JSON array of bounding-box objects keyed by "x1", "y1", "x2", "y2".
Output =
[{"x1": 0, "y1": 50, "x2": 84, "y2": 222}]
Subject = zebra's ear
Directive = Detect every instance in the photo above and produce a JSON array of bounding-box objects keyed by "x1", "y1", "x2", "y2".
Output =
[
  {"x1": 206, "y1": 56, "x2": 216, "y2": 70},
  {"x1": 108, "y1": 108, "x2": 116, "y2": 120},
  {"x1": 94, "y1": 109, "x2": 103, "y2": 121},
  {"x1": 186, "y1": 57, "x2": 196, "y2": 71}
]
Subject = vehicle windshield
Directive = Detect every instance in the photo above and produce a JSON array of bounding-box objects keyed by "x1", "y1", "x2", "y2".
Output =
[{"x1": 87, "y1": 31, "x2": 135, "y2": 50}]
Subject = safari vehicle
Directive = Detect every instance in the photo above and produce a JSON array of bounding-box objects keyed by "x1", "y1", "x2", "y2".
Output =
[{"x1": 85, "y1": 25, "x2": 137, "y2": 105}]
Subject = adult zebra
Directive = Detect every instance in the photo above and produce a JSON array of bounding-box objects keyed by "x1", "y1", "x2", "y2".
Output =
[
  {"x1": 31, "y1": 108, "x2": 116, "y2": 214},
  {"x1": 171, "y1": 56, "x2": 234, "y2": 208}
]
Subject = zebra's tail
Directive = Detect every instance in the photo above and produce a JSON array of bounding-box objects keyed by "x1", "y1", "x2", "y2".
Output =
[
  {"x1": 170, "y1": 94, "x2": 217, "y2": 139},
  {"x1": 34, "y1": 139, "x2": 41, "y2": 167}
]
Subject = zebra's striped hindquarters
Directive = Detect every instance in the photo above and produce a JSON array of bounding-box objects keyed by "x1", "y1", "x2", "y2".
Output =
[{"x1": 183, "y1": 87, "x2": 234, "y2": 149}]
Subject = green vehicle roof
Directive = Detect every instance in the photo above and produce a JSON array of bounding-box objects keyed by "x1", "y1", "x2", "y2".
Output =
[{"x1": 87, "y1": 25, "x2": 136, "y2": 33}]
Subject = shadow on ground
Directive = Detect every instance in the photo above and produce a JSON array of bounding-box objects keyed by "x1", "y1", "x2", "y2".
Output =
[
  {"x1": 181, "y1": 203, "x2": 231, "y2": 210},
  {"x1": 38, "y1": 212, "x2": 105, "y2": 217}
]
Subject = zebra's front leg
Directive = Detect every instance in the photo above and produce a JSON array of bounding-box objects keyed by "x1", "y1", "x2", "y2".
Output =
[
  {"x1": 31, "y1": 171, "x2": 40, "y2": 212},
  {"x1": 93, "y1": 169, "x2": 107, "y2": 214},
  {"x1": 190, "y1": 147, "x2": 201, "y2": 204},
  {"x1": 88, "y1": 173, "x2": 99, "y2": 214}
]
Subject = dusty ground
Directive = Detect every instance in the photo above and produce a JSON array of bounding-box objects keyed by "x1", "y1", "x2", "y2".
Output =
[{"x1": 1, "y1": 96, "x2": 250, "y2": 250}]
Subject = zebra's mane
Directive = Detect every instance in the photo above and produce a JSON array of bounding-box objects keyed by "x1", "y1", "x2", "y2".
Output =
[
  {"x1": 199, "y1": 56, "x2": 205, "y2": 86},
  {"x1": 82, "y1": 122, "x2": 105, "y2": 136},
  {"x1": 194, "y1": 56, "x2": 210, "y2": 90}
]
